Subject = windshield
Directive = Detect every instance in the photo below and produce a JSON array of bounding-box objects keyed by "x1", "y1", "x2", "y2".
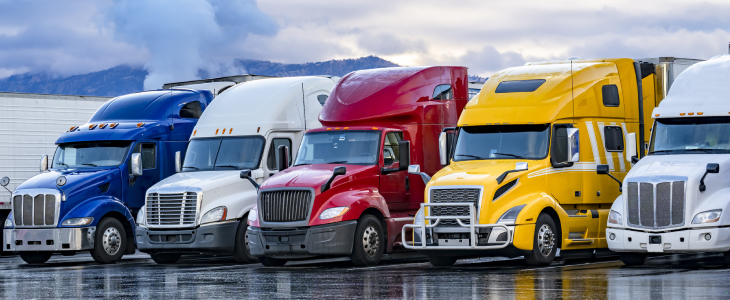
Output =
[
  {"x1": 294, "y1": 131, "x2": 380, "y2": 166},
  {"x1": 650, "y1": 117, "x2": 730, "y2": 154},
  {"x1": 52, "y1": 141, "x2": 132, "y2": 168},
  {"x1": 453, "y1": 125, "x2": 550, "y2": 161},
  {"x1": 182, "y1": 137, "x2": 265, "y2": 171}
]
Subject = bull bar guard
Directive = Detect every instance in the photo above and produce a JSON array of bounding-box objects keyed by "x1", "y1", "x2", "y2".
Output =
[{"x1": 401, "y1": 203, "x2": 512, "y2": 250}]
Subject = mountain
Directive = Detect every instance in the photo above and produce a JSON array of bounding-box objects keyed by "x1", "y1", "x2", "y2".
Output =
[{"x1": 0, "y1": 56, "x2": 400, "y2": 97}]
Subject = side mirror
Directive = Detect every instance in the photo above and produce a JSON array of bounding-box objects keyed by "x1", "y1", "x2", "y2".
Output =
[
  {"x1": 130, "y1": 153, "x2": 143, "y2": 176},
  {"x1": 240, "y1": 169, "x2": 260, "y2": 190},
  {"x1": 625, "y1": 133, "x2": 637, "y2": 163},
  {"x1": 398, "y1": 140, "x2": 410, "y2": 171},
  {"x1": 438, "y1": 130, "x2": 455, "y2": 166},
  {"x1": 597, "y1": 164, "x2": 621, "y2": 192},
  {"x1": 321, "y1": 166, "x2": 346, "y2": 193},
  {"x1": 40, "y1": 155, "x2": 49, "y2": 172},
  {"x1": 175, "y1": 151, "x2": 182, "y2": 173},
  {"x1": 566, "y1": 128, "x2": 580, "y2": 163},
  {"x1": 699, "y1": 163, "x2": 720, "y2": 192},
  {"x1": 278, "y1": 145, "x2": 290, "y2": 172},
  {"x1": 408, "y1": 164, "x2": 432, "y2": 185}
]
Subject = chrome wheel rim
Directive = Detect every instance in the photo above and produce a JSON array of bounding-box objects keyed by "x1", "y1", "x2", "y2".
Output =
[
  {"x1": 103, "y1": 227, "x2": 121, "y2": 256},
  {"x1": 537, "y1": 223, "x2": 555, "y2": 256},
  {"x1": 362, "y1": 226, "x2": 379, "y2": 257},
  {"x1": 244, "y1": 231, "x2": 251, "y2": 253}
]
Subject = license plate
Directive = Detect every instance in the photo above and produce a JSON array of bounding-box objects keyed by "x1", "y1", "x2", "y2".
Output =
[
  {"x1": 439, "y1": 239, "x2": 469, "y2": 246},
  {"x1": 647, "y1": 243, "x2": 664, "y2": 253}
]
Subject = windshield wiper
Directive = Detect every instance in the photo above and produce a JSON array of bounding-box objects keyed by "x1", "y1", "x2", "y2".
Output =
[
  {"x1": 55, "y1": 162, "x2": 69, "y2": 167},
  {"x1": 650, "y1": 150, "x2": 674, "y2": 155},
  {"x1": 455, "y1": 154, "x2": 488, "y2": 160},
  {"x1": 215, "y1": 165, "x2": 239, "y2": 170},
  {"x1": 82, "y1": 163, "x2": 98, "y2": 167},
  {"x1": 325, "y1": 161, "x2": 349, "y2": 164},
  {"x1": 492, "y1": 153, "x2": 525, "y2": 159},
  {"x1": 683, "y1": 148, "x2": 714, "y2": 154},
  {"x1": 183, "y1": 166, "x2": 199, "y2": 170},
  {"x1": 294, "y1": 163, "x2": 310, "y2": 166}
]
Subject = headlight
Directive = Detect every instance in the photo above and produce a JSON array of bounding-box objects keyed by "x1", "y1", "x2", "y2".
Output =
[
  {"x1": 62, "y1": 217, "x2": 94, "y2": 226},
  {"x1": 692, "y1": 209, "x2": 722, "y2": 224},
  {"x1": 136, "y1": 206, "x2": 146, "y2": 227},
  {"x1": 319, "y1": 207, "x2": 349, "y2": 220},
  {"x1": 200, "y1": 206, "x2": 227, "y2": 224},
  {"x1": 4, "y1": 218, "x2": 13, "y2": 228},
  {"x1": 608, "y1": 210, "x2": 622, "y2": 225},
  {"x1": 497, "y1": 204, "x2": 526, "y2": 224},
  {"x1": 248, "y1": 208, "x2": 258, "y2": 222},
  {"x1": 414, "y1": 208, "x2": 425, "y2": 225}
]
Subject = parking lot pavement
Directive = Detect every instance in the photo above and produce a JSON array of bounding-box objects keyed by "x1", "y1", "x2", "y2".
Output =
[{"x1": 0, "y1": 251, "x2": 729, "y2": 299}]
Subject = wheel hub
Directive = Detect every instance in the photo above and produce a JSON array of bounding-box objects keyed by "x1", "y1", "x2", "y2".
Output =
[
  {"x1": 103, "y1": 227, "x2": 121, "y2": 255},
  {"x1": 537, "y1": 223, "x2": 555, "y2": 256},
  {"x1": 362, "y1": 226, "x2": 379, "y2": 257}
]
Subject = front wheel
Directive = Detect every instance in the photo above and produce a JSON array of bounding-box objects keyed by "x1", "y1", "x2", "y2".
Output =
[
  {"x1": 233, "y1": 217, "x2": 258, "y2": 264},
  {"x1": 525, "y1": 213, "x2": 558, "y2": 266},
  {"x1": 620, "y1": 253, "x2": 648, "y2": 266},
  {"x1": 350, "y1": 214, "x2": 385, "y2": 266},
  {"x1": 20, "y1": 252, "x2": 53, "y2": 264},
  {"x1": 150, "y1": 253, "x2": 181, "y2": 264},
  {"x1": 427, "y1": 255, "x2": 458, "y2": 266},
  {"x1": 259, "y1": 257, "x2": 288, "y2": 266},
  {"x1": 90, "y1": 217, "x2": 127, "y2": 264}
]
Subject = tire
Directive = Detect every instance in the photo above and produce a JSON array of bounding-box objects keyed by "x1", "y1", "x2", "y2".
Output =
[
  {"x1": 350, "y1": 214, "x2": 386, "y2": 266},
  {"x1": 259, "y1": 257, "x2": 288, "y2": 266},
  {"x1": 20, "y1": 252, "x2": 52, "y2": 264},
  {"x1": 150, "y1": 253, "x2": 181, "y2": 264},
  {"x1": 233, "y1": 216, "x2": 258, "y2": 264},
  {"x1": 619, "y1": 253, "x2": 648, "y2": 266},
  {"x1": 525, "y1": 213, "x2": 558, "y2": 266},
  {"x1": 90, "y1": 217, "x2": 127, "y2": 264},
  {"x1": 725, "y1": 252, "x2": 730, "y2": 264},
  {"x1": 427, "y1": 255, "x2": 458, "y2": 267}
]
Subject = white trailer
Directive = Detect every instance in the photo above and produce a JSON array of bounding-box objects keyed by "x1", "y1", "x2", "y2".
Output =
[
  {"x1": 606, "y1": 55, "x2": 730, "y2": 265},
  {"x1": 0, "y1": 92, "x2": 111, "y2": 205}
]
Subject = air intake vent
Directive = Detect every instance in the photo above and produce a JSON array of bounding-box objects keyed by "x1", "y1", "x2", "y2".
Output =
[{"x1": 493, "y1": 179, "x2": 517, "y2": 201}]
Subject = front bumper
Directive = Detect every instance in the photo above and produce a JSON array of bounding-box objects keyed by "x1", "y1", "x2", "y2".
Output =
[
  {"x1": 248, "y1": 220, "x2": 358, "y2": 259},
  {"x1": 136, "y1": 220, "x2": 239, "y2": 254},
  {"x1": 607, "y1": 227, "x2": 730, "y2": 253},
  {"x1": 4, "y1": 227, "x2": 96, "y2": 252}
]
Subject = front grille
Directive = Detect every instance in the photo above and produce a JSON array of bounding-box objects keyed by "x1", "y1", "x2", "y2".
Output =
[
  {"x1": 146, "y1": 192, "x2": 198, "y2": 227},
  {"x1": 13, "y1": 193, "x2": 57, "y2": 227},
  {"x1": 260, "y1": 190, "x2": 312, "y2": 222},
  {"x1": 429, "y1": 188, "x2": 481, "y2": 226},
  {"x1": 627, "y1": 181, "x2": 685, "y2": 228}
]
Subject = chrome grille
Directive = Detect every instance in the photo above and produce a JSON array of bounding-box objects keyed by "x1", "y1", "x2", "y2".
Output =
[
  {"x1": 13, "y1": 193, "x2": 57, "y2": 227},
  {"x1": 627, "y1": 181, "x2": 685, "y2": 229},
  {"x1": 260, "y1": 190, "x2": 312, "y2": 222},
  {"x1": 146, "y1": 192, "x2": 198, "y2": 227},
  {"x1": 429, "y1": 188, "x2": 481, "y2": 226}
]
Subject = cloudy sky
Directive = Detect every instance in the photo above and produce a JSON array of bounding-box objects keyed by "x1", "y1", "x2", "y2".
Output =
[{"x1": 0, "y1": 0, "x2": 729, "y2": 89}]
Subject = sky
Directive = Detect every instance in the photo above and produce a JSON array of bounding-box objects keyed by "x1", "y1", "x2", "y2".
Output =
[{"x1": 0, "y1": 0, "x2": 729, "y2": 89}]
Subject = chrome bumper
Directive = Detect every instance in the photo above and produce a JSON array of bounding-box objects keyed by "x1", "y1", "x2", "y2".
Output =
[
  {"x1": 4, "y1": 227, "x2": 96, "y2": 252},
  {"x1": 402, "y1": 203, "x2": 512, "y2": 250}
]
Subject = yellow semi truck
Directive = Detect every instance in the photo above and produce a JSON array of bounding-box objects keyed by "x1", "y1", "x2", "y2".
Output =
[{"x1": 403, "y1": 57, "x2": 701, "y2": 266}]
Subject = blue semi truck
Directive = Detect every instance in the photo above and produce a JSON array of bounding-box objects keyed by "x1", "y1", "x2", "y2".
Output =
[{"x1": 1, "y1": 89, "x2": 211, "y2": 264}]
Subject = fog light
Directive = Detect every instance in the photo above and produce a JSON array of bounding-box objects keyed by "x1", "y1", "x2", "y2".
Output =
[
  {"x1": 705, "y1": 233, "x2": 711, "y2": 241},
  {"x1": 609, "y1": 233, "x2": 616, "y2": 240}
]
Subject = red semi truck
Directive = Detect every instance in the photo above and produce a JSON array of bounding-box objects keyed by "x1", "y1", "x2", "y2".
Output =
[{"x1": 245, "y1": 66, "x2": 468, "y2": 266}]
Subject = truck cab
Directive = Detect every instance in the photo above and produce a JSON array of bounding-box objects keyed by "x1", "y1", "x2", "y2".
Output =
[
  {"x1": 607, "y1": 55, "x2": 730, "y2": 265},
  {"x1": 247, "y1": 66, "x2": 468, "y2": 266},
  {"x1": 2, "y1": 89, "x2": 212, "y2": 264},
  {"x1": 403, "y1": 58, "x2": 696, "y2": 266},
  {"x1": 134, "y1": 76, "x2": 337, "y2": 264}
]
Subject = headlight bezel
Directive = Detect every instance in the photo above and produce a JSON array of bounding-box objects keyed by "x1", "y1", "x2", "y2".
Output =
[
  {"x1": 608, "y1": 210, "x2": 622, "y2": 225},
  {"x1": 319, "y1": 207, "x2": 349, "y2": 220},
  {"x1": 200, "y1": 206, "x2": 228, "y2": 225},
  {"x1": 248, "y1": 208, "x2": 258, "y2": 222},
  {"x1": 692, "y1": 209, "x2": 722, "y2": 224},
  {"x1": 4, "y1": 218, "x2": 13, "y2": 228},
  {"x1": 135, "y1": 206, "x2": 147, "y2": 227},
  {"x1": 61, "y1": 217, "x2": 94, "y2": 226},
  {"x1": 497, "y1": 204, "x2": 526, "y2": 224}
]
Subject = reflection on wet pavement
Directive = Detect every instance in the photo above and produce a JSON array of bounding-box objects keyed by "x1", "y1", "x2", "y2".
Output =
[{"x1": 0, "y1": 252, "x2": 729, "y2": 299}]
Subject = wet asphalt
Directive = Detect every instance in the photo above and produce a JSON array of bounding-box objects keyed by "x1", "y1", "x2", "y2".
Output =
[{"x1": 0, "y1": 251, "x2": 729, "y2": 299}]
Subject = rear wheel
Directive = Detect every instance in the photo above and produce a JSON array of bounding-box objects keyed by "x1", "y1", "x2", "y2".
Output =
[
  {"x1": 20, "y1": 252, "x2": 53, "y2": 264},
  {"x1": 427, "y1": 255, "x2": 458, "y2": 266},
  {"x1": 350, "y1": 214, "x2": 385, "y2": 266},
  {"x1": 259, "y1": 257, "x2": 288, "y2": 267},
  {"x1": 619, "y1": 253, "x2": 648, "y2": 266},
  {"x1": 525, "y1": 213, "x2": 558, "y2": 266},
  {"x1": 150, "y1": 253, "x2": 181, "y2": 264},
  {"x1": 90, "y1": 217, "x2": 127, "y2": 264},
  {"x1": 233, "y1": 216, "x2": 258, "y2": 264}
]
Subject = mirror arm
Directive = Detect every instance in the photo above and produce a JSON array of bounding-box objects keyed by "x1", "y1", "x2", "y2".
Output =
[
  {"x1": 602, "y1": 173, "x2": 622, "y2": 192},
  {"x1": 414, "y1": 172, "x2": 431, "y2": 185},
  {"x1": 245, "y1": 177, "x2": 260, "y2": 190},
  {"x1": 1, "y1": 185, "x2": 11, "y2": 194}
]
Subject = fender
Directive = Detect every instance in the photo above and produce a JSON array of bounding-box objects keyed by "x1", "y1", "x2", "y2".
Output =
[
  {"x1": 60, "y1": 195, "x2": 135, "y2": 228},
  {"x1": 308, "y1": 189, "x2": 390, "y2": 227},
  {"x1": 501, "y1": 193, "x2": 567, "y2": 250}
]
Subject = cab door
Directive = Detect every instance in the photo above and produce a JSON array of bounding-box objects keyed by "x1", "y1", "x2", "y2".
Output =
[
  {"x1": 548, "y1": 124, "x2": 583, "y2": 205},
  {"x1": 379, "y1": 131, "x2": 410, "y2": 211},
  {"x1": 124, "y1": 142, "x2": 160, "y2": 210}
]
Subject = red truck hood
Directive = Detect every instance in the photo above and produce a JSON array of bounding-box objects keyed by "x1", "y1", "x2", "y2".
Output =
[{"x1": 260, "y1": 164, "x2": 377, "y2": 191}]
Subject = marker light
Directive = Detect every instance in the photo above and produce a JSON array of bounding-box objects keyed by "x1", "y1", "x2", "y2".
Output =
[
  {"x1": 223, "y1": 128, "x2": 227, "y2": 134},
  {"x1": 136, "y1": 123, "x2": 145, "y2": 128},
  {"x1": 344, "y1": 127, "x2": 349, "y2": 129},
  {"x1": 88, "y1": 124, "x2": 97, "y2": 130},
  {"x1": 110, "y1": 123, "x2": 119, "y2": 128},
  {"x1": 99, "y1": 123, "x2": 107, "y2": 129},
  {"x1": 680, "y1": 113, "x2": 686, "y2": 116},
  {"x1": 215, "y1": 129, "x2": 219, "y2": 135},
  {"x1": 697, "y1": 112, "x2": 704, "y2": 115},
  {"x1": 689, "y1": 112, "x2": 694, "y2": 115},
  {"x1": 655, "y1": 114, "x2": 660, "y2": 117},
  {"x1": 229, "y1": 128, "x2": 233, "y2": 134},
  {"x1": 372, "y1": 127, "x2": 378, "y2": 130},
  {"x1": 193, "y1": 130, "x2": 197, "y2": 136},
  {"x1": 69, "y1": 126, "x2": 78, "y2": 131}
]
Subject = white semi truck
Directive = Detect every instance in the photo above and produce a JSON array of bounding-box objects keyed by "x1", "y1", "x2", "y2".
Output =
[
  {"x1": 606, "y1": 55, "x2": 730, "y2": 265},
  {"x1": 135, "y1": 76, "x2": 338, "y2": 264}
]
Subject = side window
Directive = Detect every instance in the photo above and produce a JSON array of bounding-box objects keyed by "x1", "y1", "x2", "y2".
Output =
[
  {"x1": 432, "y1": 84, "x2": 453, "y2": 100},
  {"x1": 383, "y1": 132, "x2": 403, "y2": 166},
  {"x1": 604, "y1": 126, "x2": 624, "y2": 152},
  {"x1": 130, "y1": 143, "x2": 156, "y2": 171},
  {"x1": 180, "y1": 101, "x2": 203, "y2": 119},
  {"x1": 317, "y1": 95, "x2": 328, "y2": 106},
  {"x1": 602, "y1": 85, "x2": 620, "y2": 107},
  {"x1": 550, "y1": 125, "x2": 573, "y2": 168},
  {"x1": 266, "y1": 138, "x2": 293, "y2": 170}
]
